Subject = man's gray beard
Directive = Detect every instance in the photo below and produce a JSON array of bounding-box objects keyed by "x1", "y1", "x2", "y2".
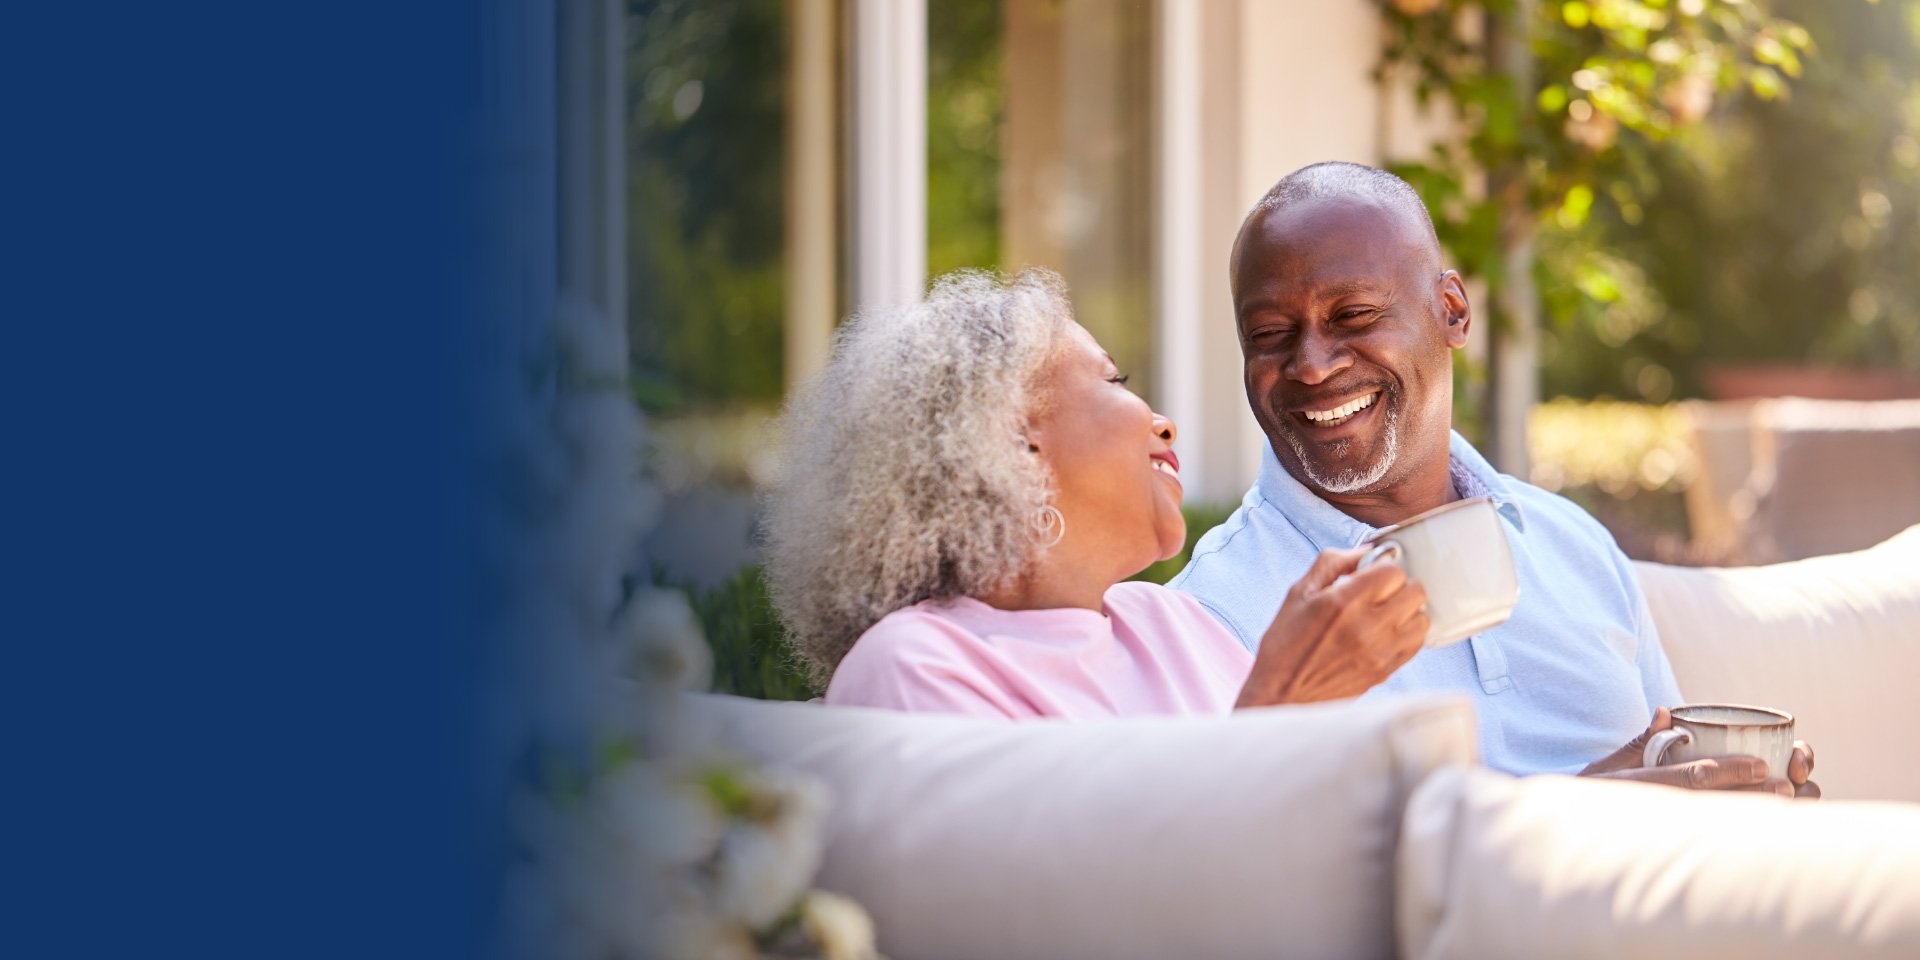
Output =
[{"x1": 1283, "y1": 402, "x2": 1399, "y2": 495}]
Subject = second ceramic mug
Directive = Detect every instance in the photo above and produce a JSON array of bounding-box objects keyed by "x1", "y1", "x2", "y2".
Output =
[
  {"x1": 1355, "y1": 495, "x2": 1520, "y2": 649},
  {"x1": 1642, "y1": 703, "x2": 1797, "y2": 779}
]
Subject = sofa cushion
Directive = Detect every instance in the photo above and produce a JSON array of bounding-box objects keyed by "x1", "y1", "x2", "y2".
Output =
[
  {"x1": 1398, "y1": 766, "x2": 1920, "y2": 960},
  {"x1": 1634, "y1": 524, "x2": 1920, "y2": 801},
  {"x1": 688, "y1": 692, "x2": 1477, "y2": 960}
]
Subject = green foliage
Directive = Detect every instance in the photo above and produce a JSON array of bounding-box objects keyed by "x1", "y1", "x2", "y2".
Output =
[
  {"x1": 1378, "y1": 0, "x2": 1831, "y2": 401},
  {"x1": 1383, "y1": 0, "x2": 1810, "y2": 215},
  {"x1": 1526, "y1": 398, "x2": 1695, "y2": 558},
  {"x1": 1528, "y1": 397, "x2": 1694, "y2": 495},
  {"x1": 1390, "y1": 0, "x2": 1920, "y2": 401},
  {"x1": 675, "y1": 565, "x2": 823, "y2": 702},
  {"x1": 1578, "y1": 0, "x2": 1920, "y2": 391},
  {"x1": 627, "y1": 0, "x2": 787, "y2": 412},
  {"x1": 928, "y1": 0, "x2": 1004, "y2": 277}
]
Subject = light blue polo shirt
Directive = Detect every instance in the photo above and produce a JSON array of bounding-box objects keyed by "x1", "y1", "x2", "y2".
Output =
[{"x1": 1170, "y1": 431, "x2": 1682, "y2": 775}]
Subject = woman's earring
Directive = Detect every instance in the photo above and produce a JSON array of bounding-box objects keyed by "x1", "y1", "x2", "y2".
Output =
[{"x1": 1031, "y1": 504, "x2": 1066, "y2": 548}]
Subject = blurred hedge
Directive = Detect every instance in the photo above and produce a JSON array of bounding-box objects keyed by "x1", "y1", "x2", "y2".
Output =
[{"x1": 1528, "y1": 398, "x2": 1698, "y2": 561}]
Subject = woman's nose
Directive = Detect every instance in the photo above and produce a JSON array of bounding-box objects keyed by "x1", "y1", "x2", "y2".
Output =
[{"x1": 1152, "y1": 413, "x2": 1177, "y2": 444}]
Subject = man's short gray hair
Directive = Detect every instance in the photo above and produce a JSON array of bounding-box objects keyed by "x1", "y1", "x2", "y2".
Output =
[
  {"x1": 762, "y1": 269, "x2": 1071, "y2": 678},
  {"x1": 1244, "y1": 161, "x2": 1440, "y2": 252}
]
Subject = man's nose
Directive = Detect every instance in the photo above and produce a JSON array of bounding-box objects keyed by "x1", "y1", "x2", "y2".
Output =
[{"x1": 1285, "y1": 328, "x2": 1351, "y2": 384}]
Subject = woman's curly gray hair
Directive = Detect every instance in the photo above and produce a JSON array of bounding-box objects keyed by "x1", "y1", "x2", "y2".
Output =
[{"x1": 762, "y1": 269, "x2": 1072, "y2": 678}]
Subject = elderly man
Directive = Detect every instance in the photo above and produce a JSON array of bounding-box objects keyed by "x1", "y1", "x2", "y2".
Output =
[{"x1": 1173, "y1": 161, "x2": 1816, "y2": 795}]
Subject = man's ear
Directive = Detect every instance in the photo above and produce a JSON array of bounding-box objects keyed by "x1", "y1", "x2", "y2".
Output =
[{"x1": 1438, "y1": 270, "x2": 1471, "y2": 349}]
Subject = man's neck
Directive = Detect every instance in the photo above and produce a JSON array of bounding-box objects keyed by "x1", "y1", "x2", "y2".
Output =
[{"x1": 1318, "y1": 461, "x2": 1460, "y2": 529}]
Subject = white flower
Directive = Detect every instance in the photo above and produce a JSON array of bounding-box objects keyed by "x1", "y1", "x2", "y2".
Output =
[
  {"x1": 578, "y1": 822, "x2": 697, "y2": 953},
  {"x1": 613, "y1": 587, "x2": 714, "y2": 694},
  {"x1": 714, "y1": 826, "x2": 817, "y2": 929},
  {"x1": 486, "y1": 296, "x2": 881, "y2": 960},
  {"x1": 801, "y1": 890, "x2": 883, "y2": 960},
  {"x1": 711, "y1": 772, "x2": 829, "y2": 928},
  {"x1": 594, "y1": 762, "x2": 727, "y2": 869}
]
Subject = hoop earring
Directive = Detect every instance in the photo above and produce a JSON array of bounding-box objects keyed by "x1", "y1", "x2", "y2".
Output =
[{"x1": 1031, "y1": 504, "x2": 1065, "y2": 548}]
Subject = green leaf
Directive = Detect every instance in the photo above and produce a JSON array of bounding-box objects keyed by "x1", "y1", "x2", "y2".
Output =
[
  {"x1": 1753, "y1": 36, "x2": 1789, "y2": 67},
  {"x1": 1747, "y1": 65, "x2": 1785, "y2": 100},
  {"x1": 1558, "y1": 183, "x2": 1596, "y2": 229},
  {"x1": 703, "y1": 766, "x2": 758, "y2": 819}
]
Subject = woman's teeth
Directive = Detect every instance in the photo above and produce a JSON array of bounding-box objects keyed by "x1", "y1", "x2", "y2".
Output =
[
  {"x1": 1151, "y1": 458, "x2": 1177, "y2": 476},
  {"x1": 1303, "y1": 392, "x2": 1377, "y2": 426}
]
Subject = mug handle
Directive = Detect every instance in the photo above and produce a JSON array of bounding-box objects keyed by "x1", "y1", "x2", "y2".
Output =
[
  {"x1": 1358, "y1": 540, "x2": 1402, "y2": 570},
  {"x1": 1642, "y1": 727, "x2": 1693, "y2": 768}
]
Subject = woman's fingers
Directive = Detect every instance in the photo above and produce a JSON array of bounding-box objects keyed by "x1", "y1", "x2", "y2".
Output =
[
  {"x1": 1330, "y1": 554, "x2": 1408, "y2": 604},
  {"x1": 1298, "y1": 546, "x2": 1371, "y2": 592},
  {"x1": 1291, "y1": 547, "x2": 1436, "y2": 685},
  {"x1": 1320, "y1": 562, "x2": 1424, "y2": 675},
  {"x1": 1380, "y1": 576, "x2": 1427, "y2": 622}
]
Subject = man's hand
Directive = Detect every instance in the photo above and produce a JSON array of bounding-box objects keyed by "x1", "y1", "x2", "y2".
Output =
[
  {"x1": 1581, "y1": 707, "x2": 1821, "y2": 798},
  {"x1": 1237, "y1": 546, "x2": 1428, "y2": 707}
]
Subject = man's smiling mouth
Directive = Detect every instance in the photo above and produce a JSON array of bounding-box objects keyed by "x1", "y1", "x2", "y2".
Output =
[{"x1": 1297, "y1": 391, "x2": 1379, "y2": 427}]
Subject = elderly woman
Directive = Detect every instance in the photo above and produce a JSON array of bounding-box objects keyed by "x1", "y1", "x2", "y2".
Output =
[{"x1": 764, "y1": 270, "x2": 1428, "y2": 718}]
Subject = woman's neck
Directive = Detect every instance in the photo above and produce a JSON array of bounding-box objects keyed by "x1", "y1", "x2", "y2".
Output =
[{"x1": 977, "y1": 556, "x2": 1115, "y2": 613}]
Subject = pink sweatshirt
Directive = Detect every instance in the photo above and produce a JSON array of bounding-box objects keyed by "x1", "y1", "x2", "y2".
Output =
[{"x1": 824, "y1": 581, "x2": 1255, "y2": 719}]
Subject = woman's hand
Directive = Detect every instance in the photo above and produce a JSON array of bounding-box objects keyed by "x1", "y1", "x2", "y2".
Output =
[{"x1": 1235, "y1": 546, "x2": 1429, "y2": 708}]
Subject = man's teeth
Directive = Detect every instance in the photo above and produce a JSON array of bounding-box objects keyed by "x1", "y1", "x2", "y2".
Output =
[{"x1": 1303, "y1": 392, "x2": 1377, "y2": 424}]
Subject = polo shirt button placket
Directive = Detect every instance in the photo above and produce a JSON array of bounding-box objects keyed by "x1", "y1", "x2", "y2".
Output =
[{"x1": 1468, "y1": 633, "x2": 1514, "y2": 695}]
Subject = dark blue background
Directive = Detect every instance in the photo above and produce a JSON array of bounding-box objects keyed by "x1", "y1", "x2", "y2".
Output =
[{"x1": 6, "y1": 2, "x2": 486, "y2": 954}]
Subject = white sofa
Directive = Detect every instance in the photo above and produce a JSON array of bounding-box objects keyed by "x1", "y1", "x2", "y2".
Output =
[{"x1": 694, "y1": 525, "x2": 1920, "y2": 959}]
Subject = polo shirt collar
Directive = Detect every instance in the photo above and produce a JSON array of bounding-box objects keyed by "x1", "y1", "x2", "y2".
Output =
[{"x1": 1253, "y1": 429, "x2": 1526, "y2": 551}]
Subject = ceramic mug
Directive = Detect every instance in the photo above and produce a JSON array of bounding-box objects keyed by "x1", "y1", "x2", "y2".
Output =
[
  {"x1": 1355, "y1": 495, "x2": 1520, "y2": 649},
  {"x1": 1642, "y1": 703, "x2": 1797, "y2": 779}
]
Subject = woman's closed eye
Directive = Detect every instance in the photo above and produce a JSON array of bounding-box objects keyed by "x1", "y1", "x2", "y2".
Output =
[{"x1": 1107, "y1": 373, "x2": 1131, "y2": 386}]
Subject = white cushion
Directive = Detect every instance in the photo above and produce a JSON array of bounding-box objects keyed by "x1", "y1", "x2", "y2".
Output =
[
  {"x1": 1634, "y1": 524, "x2": 1920, "y2": 801},
  {"x1": 1398, "y1": 766, "x2": 1920, "y2": 960},
  {"x1": 688, "y1": 693, "x2": 1477, "y2": 960}
]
